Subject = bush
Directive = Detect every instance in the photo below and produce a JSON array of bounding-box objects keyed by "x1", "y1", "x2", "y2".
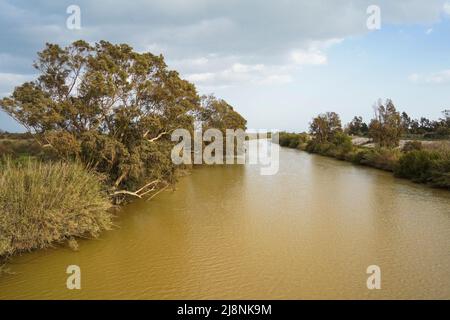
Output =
[
  {"x1": 435, "y1": 126, "x2": 450, "y2": 138},
  {"x1": 357, "y1": 148, "x2": 401, "y2": 171},
  {"x1": 0, "y1": 139, "x2": 43, "y2": 158},
  {"x1": 395, "y1": 150, "x2": 440, "y2": 183},
  {"x1": 288, "y1": 138, "x2": 300, "y2": 149},
  {"x1": 395, "y1": 149, "x2": 450, "y2": 187},
  {"x1": 345, "y1": 148, "x2": 369, "y2": 164},
  {"x1": 279, "y1": 132, "x2": 309, "y2": 150},
  {"x1": 305, "y1": 132, "x2": 353, "y2": 159},
  {"x1": 305, "y1": 140, "x2": 332, "y2": 154},
  {"x1": 429, "y1": 154, "x2": 450, "y2": 188},
  {"x1": 0, "y1": 159, "x2": 112, "y2": 257},
  {"x1": 332, "y1": 132, "x2": 354, "y2": 154},
  {"x1": 402, "y1": 140, "x2": 422, "y2": 152}
]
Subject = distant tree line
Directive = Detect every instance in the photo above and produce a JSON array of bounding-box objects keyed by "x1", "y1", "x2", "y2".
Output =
[
  {"x1": 279, "y1": 99, "x2": 450, "y2": 189},
  {"x1": 345, "y1": 100, "x2": 450, "y2": 141}
]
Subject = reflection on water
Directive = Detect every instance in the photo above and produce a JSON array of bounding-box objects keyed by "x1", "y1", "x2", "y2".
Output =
[{"x1": 1, "y1": 147, "x2": 450, "y2": 299}]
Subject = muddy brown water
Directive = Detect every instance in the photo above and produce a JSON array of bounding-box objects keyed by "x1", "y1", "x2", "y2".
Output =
[{"x1": 1, "y1": 147, "x2": 450, "y2": 299}]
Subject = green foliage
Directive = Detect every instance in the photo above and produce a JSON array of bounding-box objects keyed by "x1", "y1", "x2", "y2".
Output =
[
  {"x1": 279, "y1": 132, "x2": 309, "y2": 149},
  {"x1": 401, "y1": 110, "x2": 450, "y2": 138},
  {"x1": 0, "y1": 159, "x2": 112, "y2": 257},
  {"x1": 309, "y1": 112, "x2": 342, "y2": 143},
  {"x1": 305, "y1": 131, "x2": 353, "y2": 160},
  {"x1": 0, "y1": 139, "x2": 42, "y2": 158},
  {"x1": 395, "y1": 150, "x2": 439, "y2": 183},
  {"x1": 369, "y1": 99, "x2": 403, "y2": 148},
  {"x1": 200, "y1": 95, "x2": 247, "y2": 133},
  {"x1": 286, "y1": 105, "x2": 449, "y2": 189},
  {"x1": 0, "y1": 132, "x2": 33, "y2": 140},
  {"x1": 0, "y1": 41, "x2": 247, "y2": 199},
  {"x1": 402, "y1": 140, "x2": 422, "y2": 152},
  {"x1": 395, "y1": 150, "x2": 450, "y2": 187},
  {"x1": 346, "y1": 116, "x2": 369, "y2": 136},
  {"x1": 429, "y1": 156, "x2": 450, "y2": 188},
  {"x1": 332, "y1": 132, "x2": 353, "y2": 153},
  {"x1": 429, "y1": 126, "x2": 450, "y2": 139},
  {"x1": 357, "y1": 148, "x2": 401, "y2": 171},
  {"x1": 0, "y1": 40, "x2": 201, "y2": 194}
]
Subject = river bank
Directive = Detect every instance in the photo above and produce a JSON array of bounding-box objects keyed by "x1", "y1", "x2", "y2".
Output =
[
  {"x1": 279, "y1": 132, "x2": 450, "y2": 189},
  {"x1": 1, "y1": 147, "x2": 450, "y2": 299},
  {"x1": 0, "y1": 40, "x2": 247, "y2": 266}
]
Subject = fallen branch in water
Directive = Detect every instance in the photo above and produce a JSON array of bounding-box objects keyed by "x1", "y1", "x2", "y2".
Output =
[
  {"x1": 112, "y1": 179, "x2": 167, "y2": 200},
  {"x1": 112, "y1": 190, "x2": 143, "y2": 199},
  {"x1": 135, "y1": 179, "x2": 160, "y2": 194},
  {"x1": 146, "y1": 183, "x2": 169, "y2": 201}
]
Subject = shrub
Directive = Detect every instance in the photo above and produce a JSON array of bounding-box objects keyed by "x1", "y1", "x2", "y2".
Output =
[
  {"x1": 402, "y1": 140, "x2": 422, "y2": 152},
  {"x1": 279, "y1": 132, "x2": 309, "y2": 149},
  {"x1": 288, "y1": 138, "x2": 300, "y2": 149},
  {"x1": 394, "y1": 150, "x2": 440, "y2": 183},
  {"x1": 305, "y1": 132, "x2": 353, "y2": 159},
  {"x1": 0, "y1": 139, "x2": 43, "y2": 158},
  {"x1": 0, "y1": 159, "x2": 112, "y2": 257},
  {"x1": 435, "y1": 126, "x2": 450, "y2": 138},
  {"x1": 332, "y1": 132, "x2": 354, "y2": 153},
  {"x1": 345, "y1": 148, "x2": 370, "y2": 164},
  {"x1": 358, "y1": 148, "x2": 401, "y2": 171},
  {"x1": 432, "y1": 158, "x2": 449, "y2": 188},
  {"x1": 429, "y1": 156, "x2": 450, "y2": 188}
]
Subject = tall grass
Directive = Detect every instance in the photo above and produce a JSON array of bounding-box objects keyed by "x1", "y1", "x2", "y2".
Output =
[{"x1": 0, "y1": 159, "x2": 112, "y2": 257}]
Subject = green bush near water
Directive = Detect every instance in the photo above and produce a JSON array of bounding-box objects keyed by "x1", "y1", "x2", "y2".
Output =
[
  {"x1": 298, "y1": 137, "x2": 449, "y2": 188},
  {"x1": 354, "y1": 148, "x2": 401, "y2": 172},
  {"x1": 279, "y1": 132, "x2": 309, "y2": 149},
  {"x1": 0, "y1": 159, "x2": 112, "y2": 258},
  {"x1": 394, "y1": 150, "x2": 450, "y2": 188},
  {"x1": 305, "y1": 132, "x2": 354, "y2": 160}
]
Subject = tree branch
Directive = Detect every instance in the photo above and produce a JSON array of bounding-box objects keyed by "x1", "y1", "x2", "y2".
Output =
[
  {"x1": 113, "y1": 179, "x2": 161, "y2": 199},
  {"x1": 112, "y1": 190, "x2": 142, "y2": 198},
  {"x1": 145, "y1": 184, "x2": 169, "y2": 201}
]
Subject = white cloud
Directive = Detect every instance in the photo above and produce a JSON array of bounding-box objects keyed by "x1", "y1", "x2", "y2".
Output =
[
  {"x1": 231, "y1": 63, "x2": 265, "y2": 73},
  {"x1": 290, "y1": 38, "x2": 343, "y2": 66},
  {"x1": 444, "y1": 2, "x2": 450, "y2": 15},
  {"x1": 290, "y1": 49, "x2": 327, "y2": 66},
  {"x1": 427, "y1": 70, "x2": 450, "y2": 83},
  {"x1": 185, "y1": 61, "x2": 293, "y2": 88},
  {"x1": 426, "y1": 28, "x2": 433, "y2": 34},
  {"x1": 0, "y1": 73, "x2": 35, "y2": 97},
  {"x1": 408, "y1": 73, "x2": 420, "y2": 82},
  {"x1": 409, "y1": 70, "x2": 450, "y2": 84},
  {"x1": 257, "y1": 74, "x2": 293, "y2": 85},
  {"x1": 178, "y1": 37, "x2": 344, "y2": 89},
  {"x1": 185, "y1": 72, "x2": 215, "y2": 82}
]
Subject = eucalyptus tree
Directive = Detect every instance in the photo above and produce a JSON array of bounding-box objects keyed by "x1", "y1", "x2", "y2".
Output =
[
  {"x1": 309, "y1": 112, "x2": 342, "y2": 143},
  {"x1": 369, "y1": 99, "x2": 403, "y2": 148},
  {"x1": 1, "y1": 40, "x2": 201, "y2": 198}
]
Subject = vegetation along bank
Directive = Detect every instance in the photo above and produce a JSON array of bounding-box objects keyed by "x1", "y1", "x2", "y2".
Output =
[
  {"x1": 0, "y1": 40, "x2": 247, "y2": 261},
  {"x1": 279, "y1": 100, "x2": 450, "y2": 189}
]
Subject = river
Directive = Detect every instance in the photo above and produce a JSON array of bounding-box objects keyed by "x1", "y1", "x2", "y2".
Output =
[{"x1": 1, "y1": 146, "x2": 450, "y2": 299}]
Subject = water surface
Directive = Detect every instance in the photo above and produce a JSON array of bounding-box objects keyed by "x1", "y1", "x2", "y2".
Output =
[{"x1": 1, "y1": 147, "x2": 450, "y2": 299}]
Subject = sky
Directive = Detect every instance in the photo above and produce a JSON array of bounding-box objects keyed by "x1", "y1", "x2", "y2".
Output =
[{"x1": 1, "y1": 0, "x2": 450, "y2": 132}]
